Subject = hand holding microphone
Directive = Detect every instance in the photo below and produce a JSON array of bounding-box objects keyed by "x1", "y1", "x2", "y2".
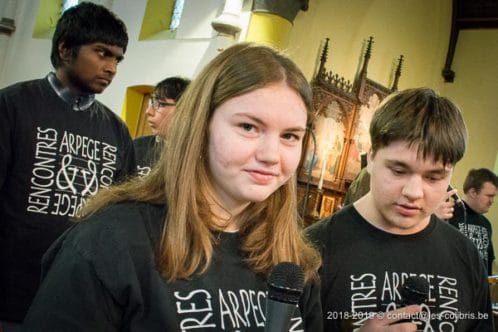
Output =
[
  {"x1": 400, "y1": 276, "x2": 429, "y2": 306},
  {"x1": 446, "y1": 185, "x2": 462, "y2": 204},
  {"x1": 434, "y1": 185, "x2": 461, "y2": 220},
  {"x1": 359, "y1": 276, "x2": 428, "y2": 331}
]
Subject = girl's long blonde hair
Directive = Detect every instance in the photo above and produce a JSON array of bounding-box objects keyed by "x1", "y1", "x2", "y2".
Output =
[{"x1": 80, "y1": 43, "x2": 321, "y2": 282}]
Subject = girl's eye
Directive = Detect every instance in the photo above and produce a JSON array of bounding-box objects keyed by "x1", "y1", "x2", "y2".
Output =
[
  {"x1": 240, "y1": 123, "x2": 255, "y2": 131},
  {"x1": 282, "y1": 133, "x2": 300, "y2": 141}
]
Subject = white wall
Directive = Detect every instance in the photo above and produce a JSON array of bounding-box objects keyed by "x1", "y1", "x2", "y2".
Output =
[{"x1": 0, "y1": 0, "x2": 225, "y2": 114}]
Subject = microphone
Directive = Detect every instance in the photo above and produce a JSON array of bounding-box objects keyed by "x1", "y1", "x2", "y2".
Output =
[
  {"x1": 265, "y1": 262, "x2": 305, "y2": 332},
  {"x1": 394, "y1": 276, "x2": 430, "y2": 325},
  {"x1": 447, "y1": 185, "x2": 469, "y2": 234},
  {"x1": 447, "y1": 185, "x2": 462, "y2": 203},
  {"x1": 400, "y1": 276, "x2": 429, "y2": 305}
]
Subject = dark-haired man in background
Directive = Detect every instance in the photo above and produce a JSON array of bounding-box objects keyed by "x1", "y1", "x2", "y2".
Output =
[
  {"x1": 448, "y1": 168, "x2": 498, "y2": 276},
  {"x1": 0, "y1": 2, "x2": 135, "y2": 330}
]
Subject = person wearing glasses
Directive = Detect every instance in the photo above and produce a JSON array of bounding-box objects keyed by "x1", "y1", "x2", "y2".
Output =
[
  {"x1": 133, "y1": 77, "x2": 190, "y2": 176},
  {"x1": 0, "y1": 3, "x2": 136, "y2": 331}
]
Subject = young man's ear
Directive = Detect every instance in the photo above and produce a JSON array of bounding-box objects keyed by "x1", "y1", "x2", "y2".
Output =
[
  {"x1": 58, "y1": 42, "x2": 72, "y2": 64},
  {"x1": 366, "y1": 148, "x2": 373, "y2": 174},
  {"x1": 467, "y1": 187, "x2": 478, "y2": 198}
]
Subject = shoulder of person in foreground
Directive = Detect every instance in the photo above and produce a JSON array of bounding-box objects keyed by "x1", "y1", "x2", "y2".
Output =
[
  {"x1": 304, "y1": 205, "x2": 357, "y2": 255},
  {"x1": 22, "y1": 201, "x2": 166, "y2": 331},
  {"x1": 54, "y1": 201, "x2": 165, "y2": 260}
]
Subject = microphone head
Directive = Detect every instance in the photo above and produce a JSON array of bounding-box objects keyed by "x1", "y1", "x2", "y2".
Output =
[
  {"x1": 447, "y1": 185, "x2": 462, "y2": 203},
  {"x1": 267, "y1": 262, "x2": 305, "y2": 305},
  {"x1": 400, "y1": 276, "x2": 429, "y2": 305}
]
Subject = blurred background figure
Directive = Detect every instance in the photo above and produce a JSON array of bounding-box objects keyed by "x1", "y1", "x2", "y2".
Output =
[
  {"x1": 344, "y1": 154, "x2": 370, "y2": 206},
  {"x1": 133, "y1": 76, "x2": 190, "y2": 176},
  {"x1": 447, "y1": 168, "x2": 498, "y2": 275}
]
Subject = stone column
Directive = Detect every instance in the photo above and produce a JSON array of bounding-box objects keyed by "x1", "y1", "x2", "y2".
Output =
[{"x1": 245, "y1": 0, "x2": 308, "y2": 49}]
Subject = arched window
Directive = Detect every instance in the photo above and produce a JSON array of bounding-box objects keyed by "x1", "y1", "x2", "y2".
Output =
[
  {"x1": 61, "y1": 0, "x2": 79, "y2": 14},
  {"x1": 170, "y1": 0, "x2": 185, "y2": 31}
]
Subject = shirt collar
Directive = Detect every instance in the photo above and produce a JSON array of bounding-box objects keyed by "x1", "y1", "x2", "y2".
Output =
[{"x1": 47, "y1": 72, "x2": 95, "y2": 111}]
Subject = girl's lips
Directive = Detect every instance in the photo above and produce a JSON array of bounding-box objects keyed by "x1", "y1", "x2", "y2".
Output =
[{"x1": 247, "y1": 170, "x2": 276, "y2": 184}]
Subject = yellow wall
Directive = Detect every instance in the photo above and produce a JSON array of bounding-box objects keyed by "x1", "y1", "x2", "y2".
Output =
[
  {"x1": 122, "y1": 85, "x2": 153, "y2": 138},
  {"x1": 288, "y1": 0, "x2": 498, "y2": 271},
  {"x1": 245, "y1": 12, "x2": 293, "y2": 49},
  {"x1": 139, "y1": 0, "x2": 175, "y2": 40},
  {"x1": 32, "y1": 0, "x2": 62, "y2": 39}
]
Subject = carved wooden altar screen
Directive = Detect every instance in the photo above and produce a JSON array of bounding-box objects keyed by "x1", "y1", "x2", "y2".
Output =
[{"x1": 297, "y1": 37, "x2": 404, "y2": 225}]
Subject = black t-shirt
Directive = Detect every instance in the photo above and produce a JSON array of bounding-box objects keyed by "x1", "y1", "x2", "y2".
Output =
[
  {"x1": 22, "y1": 202, "x2": 323, "y2": 331},
  {"x1": 449, "y1": 201, "x2": 495, "y2": 275},
  {"x1": 133, "y1": 135, "x2": 162, "y2": 177},
  {"x1": 0, "y1": 77, "x2": 136, "y2": 321},
  {"x1": 306, "y1": 205, "x2": 493, "y2": 332}
]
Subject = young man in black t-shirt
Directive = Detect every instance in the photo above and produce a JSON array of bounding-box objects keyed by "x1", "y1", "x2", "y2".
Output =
[
  {"x1": 307, "y1": 88, "x2": 493, "y2": 331},
  {"x1": 0, "y1": 3, "x2": 135, "y2": 329},
  {"x1": 448, "y1": 168, "x2": 497, "y2": 275}
]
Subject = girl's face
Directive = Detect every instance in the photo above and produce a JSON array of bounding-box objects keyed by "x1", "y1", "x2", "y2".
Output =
[{"x1": 207, "y1": 82, "x2": 307, "y2": 216}]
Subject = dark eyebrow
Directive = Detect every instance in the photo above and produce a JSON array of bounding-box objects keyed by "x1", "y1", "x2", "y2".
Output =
[
  {"x1": 385, "y1": 159, "x2": 451, "y2": 176},
  {"x1": 425, "y1": 169, "x2": 450, "y2": 177},
  {"x1": 385, "y1": 160, "x2": 409, "y2": 169}
]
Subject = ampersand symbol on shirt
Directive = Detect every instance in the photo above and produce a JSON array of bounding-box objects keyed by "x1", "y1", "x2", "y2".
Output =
[{"x1": 56, "y1": 154, "x2": 78, "y2": 194}]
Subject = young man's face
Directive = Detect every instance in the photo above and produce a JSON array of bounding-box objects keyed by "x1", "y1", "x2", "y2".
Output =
[
  {"x1": 59, "y1": 42, "x2": 124, "y2": 94},
  {"x1": 365, "y1": 141, "x2": 453, "y2": 234},
  {"x1": 145, "y1": 95, "x2": 176, "y2": 136}
]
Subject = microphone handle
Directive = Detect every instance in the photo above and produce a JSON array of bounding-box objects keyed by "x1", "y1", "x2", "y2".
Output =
[
  {"x1": 447, "y1": 185, "x2": 461, "y2": 203},
  {"x1": 264, "y1": 299, "x2": 297, "y2": 332}
]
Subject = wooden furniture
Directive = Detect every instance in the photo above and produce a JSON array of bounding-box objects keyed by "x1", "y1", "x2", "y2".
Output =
[
  {"x1": 297, "y1": 37, "x2": 404, "y2": 225},
  {"x1": 442, "y1": 0, "x2": 498, "y2": 82}
]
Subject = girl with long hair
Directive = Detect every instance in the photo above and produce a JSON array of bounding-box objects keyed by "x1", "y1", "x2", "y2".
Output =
[{"x1": 23, "y1": 43, "x2": 322, "y2": 331}]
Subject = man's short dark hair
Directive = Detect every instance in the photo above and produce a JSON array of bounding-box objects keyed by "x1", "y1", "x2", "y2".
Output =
[
  {"x1": 50, "y1": 2, "x2": 128, "y2": 68},
  {"x1": 154, "y1": 77, "x2": 191, "y2": 102},
  {"x1": 463, "y1": 168, "x2": 498, "y2": 194},
  {"x1": 370, "y1": 87, "x2": 467, "y2": 166}
]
